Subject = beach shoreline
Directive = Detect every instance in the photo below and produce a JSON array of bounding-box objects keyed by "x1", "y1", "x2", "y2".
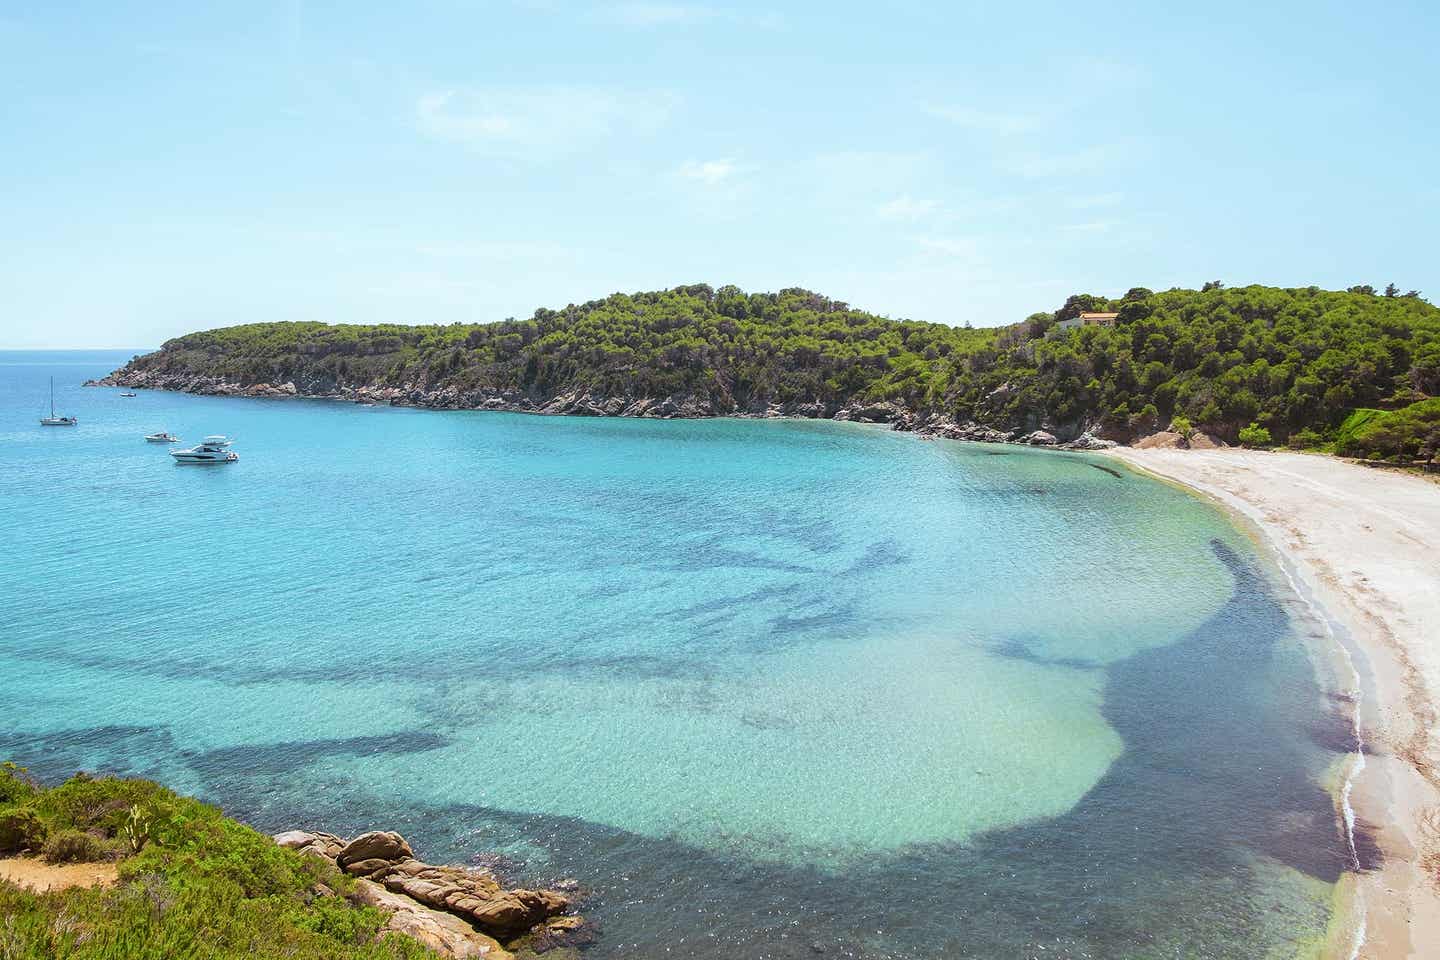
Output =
[{"x1": 1106, "y1": 447, "x2": 1440, "y2": 960}]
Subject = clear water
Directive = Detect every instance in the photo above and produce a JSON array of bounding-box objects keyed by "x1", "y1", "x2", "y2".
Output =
[{"x1": 1, "y1": 351, "x2": 1352, "y2": 958}]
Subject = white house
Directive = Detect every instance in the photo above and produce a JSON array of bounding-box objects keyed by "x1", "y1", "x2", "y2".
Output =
[{"x1": 1056, "y1": 311, "x2": 1119, "y2": 332}]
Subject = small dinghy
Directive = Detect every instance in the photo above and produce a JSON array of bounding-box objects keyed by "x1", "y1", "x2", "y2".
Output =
[
  {"x1": 145, "y1": 432, "x2": 180, "y2": 443},
  {"x1": 120, "y1": 392, "x2": 137, "y2": 397}
]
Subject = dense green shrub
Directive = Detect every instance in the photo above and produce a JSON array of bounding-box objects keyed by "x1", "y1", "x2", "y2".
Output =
[
  {"x1": 1237, "y1": 422, "x2": 1273, "y2": 447},
  {"x1": 0, "y1": 761, "x2": 39, "y2": 804},
  {"x1": 35, "y1": 773, "x2": 170, "y2": 837},
  {"x1": 1334, "y1": 408, "x2": 1387, "y2": 449},
  {"x1": 1335, "y1": 398, "x2": 1440, "y2": 462},
  {"x1": 42, "y1": 828, "x2": 111, "y2": 863},
  {"x1": 0, "y1": 807, "x2": 47, "y2": 854},
  {"x1": 0, "y1": 767, "x2": 432, "y2": 959}
]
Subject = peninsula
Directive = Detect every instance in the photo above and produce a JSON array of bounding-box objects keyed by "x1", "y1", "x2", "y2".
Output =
[{"x1": 92, "y1": 283, "x2": 1440, "y2": 458}]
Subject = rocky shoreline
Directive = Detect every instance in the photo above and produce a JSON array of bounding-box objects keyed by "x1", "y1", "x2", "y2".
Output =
[
  {"x1": 274, "y1": 827, "x2": 588, "y2": 960},
  {"x1": 85, "y1": 371, "x2": 1120, "y2": 451}
]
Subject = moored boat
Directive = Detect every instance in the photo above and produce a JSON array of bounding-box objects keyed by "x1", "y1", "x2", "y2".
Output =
[
  {"x1": 171, "y1": 435, "x2": 239, "y2": 464},
  {"x1": 39, "y1": 377, "x2": 77, "y2": 426},
  {"x1": 145, "y1": 432, "x2": 180, "y2": 443}
]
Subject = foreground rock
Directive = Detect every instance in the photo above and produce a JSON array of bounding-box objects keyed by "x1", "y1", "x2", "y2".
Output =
[
  {"x1": 352, "y1": 877, "x2": 514, "y2": 960},
  {"x1": 275, "y1": 829, "x2": 585, "y2": 959}
]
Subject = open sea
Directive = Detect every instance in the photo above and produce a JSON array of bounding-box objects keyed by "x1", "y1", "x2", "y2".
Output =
[{"x1": 1, "y1": 351, "x2": 1355, "y2": 958}]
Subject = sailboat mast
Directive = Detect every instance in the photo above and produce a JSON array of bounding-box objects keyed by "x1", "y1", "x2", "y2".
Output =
[{"x1": 50, "y1": 377, "x2": 55, "y2": 417}]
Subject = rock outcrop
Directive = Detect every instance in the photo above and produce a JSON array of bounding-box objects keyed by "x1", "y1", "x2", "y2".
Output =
[
  {"x1": 88, "y1": 367, "x2": 1139, "y2": 458},
  {"x1": 1063, "y1": 431, "x2": 1118, "y2": 451},
  {"x1": 1132, "y1": 430, "x2": 1227, "y2": 450},
  {"x1": 274, "y1": 829, "x2": 584, "y2": 959},
  {"x1": 336, "y1": 830, "x2": 413, "y2": 867},
  {"x1": 352, "y1": 878, "x2": 514, "y2": 960}
]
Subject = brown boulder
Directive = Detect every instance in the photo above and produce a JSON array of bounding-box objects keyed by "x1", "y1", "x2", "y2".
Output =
[
  {"x1": 352, "y1": 878, "x2": 514, "y2": 960},
  {"x1": 337, "y1": 830, "x2": 413, "y2": 867},
  {"x1": 343, "y1": 857, "x2": 397, "y2": 878}
]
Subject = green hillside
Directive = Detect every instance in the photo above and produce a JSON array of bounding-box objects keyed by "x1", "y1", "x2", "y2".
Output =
[{"x1": 104, "y1": 283, "x2": 1440, "y2": 444}]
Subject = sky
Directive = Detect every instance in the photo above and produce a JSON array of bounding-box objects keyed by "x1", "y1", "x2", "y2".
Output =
[{"x1": 2, "y1": 1, "x2": 1437, "y2": 348}]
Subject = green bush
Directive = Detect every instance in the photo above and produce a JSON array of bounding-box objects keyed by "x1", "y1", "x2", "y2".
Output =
[
  {"x1": 42, "y1": 828, "x2": 112, "y2": 863},
  {"x1": 0, "y1": 761, "x2": 39, "y2": 804},
  {"x1": 0, "y1": 767, "x2": 432, "y2": 959},
  {"x1": 1334, "y1": 408, "x2": 1386, "y2": 449},
  {"x1": 37, "y1": 773, "x2": 169, "y2": 836},
  {"x1": 0, "y1": 807, "x2": 47, "y2": 854},
  {"x1": 1237, "y1": 422, "x2": 1273, "y2": 448},
  {"x1": 1336, "y1": 398, "x2": 1440, "y2": 461},
  {"x1": 1286, "y1": 428, "x2": 1326, "y2": 450},
  {"x1": 1170, "y1": 415, "x2": 1197, "y2": 447}
]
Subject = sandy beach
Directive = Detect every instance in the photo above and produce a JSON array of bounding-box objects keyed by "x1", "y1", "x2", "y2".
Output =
[{"x1": 1108, "y1": 448, "x2": 1440, "y2": 960}]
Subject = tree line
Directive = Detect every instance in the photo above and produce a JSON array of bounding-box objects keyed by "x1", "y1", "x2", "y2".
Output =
[{"x1": 124, "y1": 282, "x2": 1440, "y2": 455}]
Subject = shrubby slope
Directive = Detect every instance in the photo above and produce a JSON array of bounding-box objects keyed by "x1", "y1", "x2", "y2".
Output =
[{"x1": 101, "y1": 283, "x2": 1440, "y2": 444}]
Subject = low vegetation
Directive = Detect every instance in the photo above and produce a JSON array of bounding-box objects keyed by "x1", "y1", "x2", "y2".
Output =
[
  {"x1": 109, "y1": 282, "x2": 1440, "y2": 446},
  {"x1": 1335, "y1": 399, "x2": 1440, "y2": 464},
  {"x1": 0, "y1": 763, "x2": 429, "y2": 959}
]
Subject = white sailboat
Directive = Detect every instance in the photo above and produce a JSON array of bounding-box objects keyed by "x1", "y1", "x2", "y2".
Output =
[{"x1": 39, "y1": 377, "x2": 77, "y2": 426}]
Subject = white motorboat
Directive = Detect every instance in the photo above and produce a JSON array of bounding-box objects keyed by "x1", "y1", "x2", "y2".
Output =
[
  {"x1": 120, "y1": 392, "x2": 137, "y2": 398},
  {"x1": 39, "y1": 377, "x2": 77, "y2": 426},
  {"x1": 171, "y1": 435, "x2": 239, "y2": 464},
  {"x1": 145, "y1": 432, "x2": 180, "y2": 443}
]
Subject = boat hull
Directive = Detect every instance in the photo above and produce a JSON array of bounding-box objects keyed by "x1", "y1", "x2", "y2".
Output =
[{"x1": 171, "y1": 453, "x2": 238, "y2": 464}]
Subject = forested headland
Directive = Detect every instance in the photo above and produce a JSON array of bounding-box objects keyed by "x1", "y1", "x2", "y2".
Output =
[{"x1": 95, "y1": 282, "x2": 1440, "y2": 457}]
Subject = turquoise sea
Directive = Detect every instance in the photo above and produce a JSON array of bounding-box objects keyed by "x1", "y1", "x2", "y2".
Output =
[{"x1": 2, "y1": 351, "x2": 1354, "y2": 958}]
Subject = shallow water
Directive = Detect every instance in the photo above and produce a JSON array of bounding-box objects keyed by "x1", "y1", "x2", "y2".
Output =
[{"x1": 1, "y1": 351, "x2": 1352, "y2": 957}]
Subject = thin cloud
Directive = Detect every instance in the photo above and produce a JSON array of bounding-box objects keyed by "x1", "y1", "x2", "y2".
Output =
[
  {"x1": 601, "y1": 3, "x2": 713, "y2": 25},
  {"x1": 1067, "y1": 192, "x2": 1124, "y2": 209},
  {"x1": 416, "y1": 86, "x2": 675, "y2": 154},
  {"x1": 1013, "y1": 145, "x2": 1113, "y2": 179},
  {"x1": 1058, "y1": 220, "x2": 1118, "y2": 234},
  {"x1": 924, "y1": 104, "x2": 1039, "y2": 135},
  {"x1": 594, "y1": 3, "x2": 781, "y2": 28},
  {"x1": 916, "y1": 235, "x2": 980, "y2": 258},
  {"x1": 877, "y1": 194, "x2": 937, "y2": 222},
  {"x1": 417, "y1": 241, "x2": 577, "y2": 262},
  {"x1": 812, "y1": 151, "x2": 939, "y2": 206},
  {"x1": 677, "y1": 158, "x2": 741, "y2": 185}
]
